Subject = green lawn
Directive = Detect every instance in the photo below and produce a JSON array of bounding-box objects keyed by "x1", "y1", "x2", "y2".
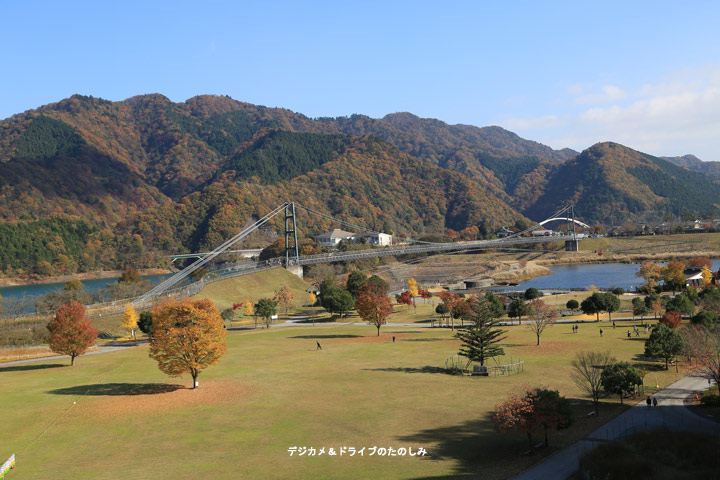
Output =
[{"x1": 1, "y1": 317, "x2": 689, "y2": 480}]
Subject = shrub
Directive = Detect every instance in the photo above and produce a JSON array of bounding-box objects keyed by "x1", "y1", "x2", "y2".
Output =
[{"x1": 700, "y1": 385, "x2": 720, "y2": 406}]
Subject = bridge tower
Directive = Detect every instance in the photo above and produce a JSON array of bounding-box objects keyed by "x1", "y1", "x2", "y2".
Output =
[
  {"x1": 284, "y1": 202, "x2": 302, "y2": 276},
  {"x1": 564, "y1": 204, "x2": 579, "y2": 252}
]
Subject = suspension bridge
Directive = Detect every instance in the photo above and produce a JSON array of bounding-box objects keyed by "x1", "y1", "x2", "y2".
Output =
[{"x1": 131, "y1": 203, "x2": 586, "y2": 308}]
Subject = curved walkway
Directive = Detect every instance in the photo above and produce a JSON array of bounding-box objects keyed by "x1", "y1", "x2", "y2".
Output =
[{"x1": 511, "y1": 373, "x2": 719, "y2": 480}]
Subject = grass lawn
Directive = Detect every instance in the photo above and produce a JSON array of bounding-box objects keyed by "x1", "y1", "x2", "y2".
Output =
[
  {"x1": 1, "y1": 317, "x2": 689, "y2": 480},
  {"x1": 193, "y1": 268, "x2": 312, "y2": 312}
]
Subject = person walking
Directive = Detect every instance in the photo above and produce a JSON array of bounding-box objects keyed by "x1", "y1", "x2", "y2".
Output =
[
  {"x1": 599, "y1": 329, "x2": 603, "y2": 338},
  {"x1": 627, "y1": 330, "x2": 631, "y2": 338},
  {"x1": 316, "y1": 341, "x2": 322, "y2": 351},
  {"x1": 612, "y1": 321, "x2": 616, "y2": 329},
  {"x1": 652, "y1": 397, "x2": 658, "y2": 407},
  {"x1": 646, "y1": 397, "x2": 651, "y2": 408},
  {"x1": 392, "y1": 336, "x2": 396, "y2": 343}
]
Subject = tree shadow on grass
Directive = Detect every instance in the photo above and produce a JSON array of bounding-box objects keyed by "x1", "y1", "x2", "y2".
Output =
[
  {"x1": 398, "y1": 398, "x2": 608, "y2": 479},
  {"x1": 294, "y1": 317, "x2": 338, "y2": 324},
  {"x1": 397, "y1": 415, "x2": 497, "y2": 478},
  {"x1": 402, "y1": 338, "x2": 446, "y2": 342},
  {"x1": 48, "y1": 383, "x2": 185, "y2": 396},
  {"x1": 0, "y1": 363, "x2": 65, "y2": 373},
  {"x1": 288, "y1": 334, "x2": 363, "y2": 339},
  {"x1": 631, "y1": 354, "x2": 667, "y2": 371},
  {"x1": 365, "y1": 366, "x2": 450, "y2": 375}
]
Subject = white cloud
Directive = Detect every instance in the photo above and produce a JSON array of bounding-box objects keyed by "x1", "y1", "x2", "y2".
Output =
[
  {"x1": 498, "y1": 65, "x2": 720, "y2": 162},
  {"x1": 572, "y1": 85, "x2": 627, "y2": 105},
  {"x1": 502, "y1": 114, "x2": 564, "y2": 131}
]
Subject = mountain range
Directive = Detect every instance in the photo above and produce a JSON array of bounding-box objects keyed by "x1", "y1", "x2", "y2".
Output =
[{"x1": 0, "y1": 93, "x2": 718, "y2": 277}]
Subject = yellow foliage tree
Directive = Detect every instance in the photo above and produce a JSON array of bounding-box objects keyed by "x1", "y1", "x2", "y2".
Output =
[
  {"x1": 121, "y1": 304, "x2": 139, "y2": 340},
  {"x1": 408, "y1": 278, "x2": 419, "y2": 311},
  {"x1": 661, "y1": 261, "x2": 686, "y2": 293},
  {"x1": 149, "y1": 298, "x2": 227, "y2": 389},
  {"x1": 308, "y1": 292, "x2": 317, "y2": 306},
  {"x1": 244, "y1": 301, "x2": 254, "y2": 316},
  {"x1": 701, "y1": 267, "x2": 713, "y2": 287},
  {"x1": 408, "y1": 278, "x2": 419, "y2": 297}
]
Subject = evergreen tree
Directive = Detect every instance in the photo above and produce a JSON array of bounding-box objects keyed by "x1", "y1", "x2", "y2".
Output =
[{"x1": 455, "y1": 297, "x2": 507, "y2": 366}]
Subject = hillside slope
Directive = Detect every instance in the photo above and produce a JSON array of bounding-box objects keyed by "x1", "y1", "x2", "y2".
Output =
[{"x1": 525, "y1": 143, "x2": 720, "y2": 225}]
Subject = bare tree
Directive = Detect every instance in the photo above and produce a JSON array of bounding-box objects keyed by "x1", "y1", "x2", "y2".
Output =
[
  {"x1": 682, "y1": 324, "x2": 720, "y2": 391},
  {"x1": 527, "y1": 299, "x2": 557, "y2": 346},
  {"x1": 571, "y1": 351, "x2": 615, "y2": 415}
]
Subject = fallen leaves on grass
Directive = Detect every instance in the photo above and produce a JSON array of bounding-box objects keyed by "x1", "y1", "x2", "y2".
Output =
[{"x1": 74, "y1": 380, "x2": 252, "y2": 418}]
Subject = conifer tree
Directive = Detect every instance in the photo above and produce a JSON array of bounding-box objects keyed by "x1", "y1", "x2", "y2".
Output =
[{"x1": 455, "y1": 296, "x2": 507, "y2": 366}]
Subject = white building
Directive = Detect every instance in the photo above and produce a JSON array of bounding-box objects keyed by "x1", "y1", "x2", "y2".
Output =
[
  {"x1": 356, "y1": 233, "x2": 393, "y2": 246},
  {"x1": 314, "y1": 230, "x2": 393, "y2": 248},
  {"x1": 315, "y1": 229, "x2": 356, "y2": 247}
]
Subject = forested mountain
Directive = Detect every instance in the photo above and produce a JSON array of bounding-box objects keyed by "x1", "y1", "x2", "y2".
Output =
[
  {"x1": 525, "y1": 143, "x2": 720, "y2": 225},
  {"x1": 663, "y1": 154, "x2": 720, "y2": 180},
  {"x1": 0, "y1": 94, "x2": 717, "y2": 277},
  {"x1": 0, "y1": 95, "x2": 531, "y2": 276}
]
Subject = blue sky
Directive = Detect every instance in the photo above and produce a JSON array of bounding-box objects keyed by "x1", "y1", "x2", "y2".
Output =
[{"x1": 2, "y1": 1, "x2": 719, "y2": 160}]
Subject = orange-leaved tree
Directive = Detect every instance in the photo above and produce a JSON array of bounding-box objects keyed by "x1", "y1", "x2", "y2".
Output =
[
  {"x1": 47, "y1": 301, "x2": 98, "y2": 366},
  {"x1": 356, "y1": 280, "x2": 393, "y2": 336},
  {"x1": 276, "y1": 284, "x2": 294, "y2": 317},
  {"x1": 659, "y1": 310, "x2": 682, "y2": 329},
  {"x1": 149, "y1": 298, "x2": 227, "y2": 389}
]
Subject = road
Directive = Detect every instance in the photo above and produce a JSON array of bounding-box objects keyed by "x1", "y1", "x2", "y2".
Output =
[
  {"x1": 0, "y1": 342, "x2": 145, "y2": 367},
  {"x1": 510, "y1": 373, "x2": 719, "y2": 480}
]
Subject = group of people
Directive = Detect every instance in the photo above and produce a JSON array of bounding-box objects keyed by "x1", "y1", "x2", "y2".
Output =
[
  {"x1": 626, "y1": 326, "x2": 641, "y2": 338},
  {"x1": 571, "y1": 324, "x2": 580, "y2": 334},
  {"x1": 646, "y1": 396, "x2": 659, "y2": 407}
]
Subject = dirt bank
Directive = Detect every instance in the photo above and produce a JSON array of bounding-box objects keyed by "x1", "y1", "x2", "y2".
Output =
[{"x1": 0, "y1": 268, "x2": 172, "y2": 287}]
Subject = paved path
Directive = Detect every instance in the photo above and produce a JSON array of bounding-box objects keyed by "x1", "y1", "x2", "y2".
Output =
[
  {"x1": 0, "y1": 342, "x2": 145, "y2": 367},
  {"x1": 511, "y1": 373, "x2": 719, "y2": 480}
]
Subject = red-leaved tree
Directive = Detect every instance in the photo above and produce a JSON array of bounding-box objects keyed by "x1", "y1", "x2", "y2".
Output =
[
  {"x1": 356, "y1": 281, "x2": 394, "y2": 336},
  {"x1": 494, "y1": 387, "x2": 571, "y2": 447},
  {"x1": 659, "y1": 310, "x2": 682, "y2": 329},
  {"x1": 46, "y1": 301, "x2": 98, "y2": 366},
  {"x1": 397, "y1": 291, "x2": 413, "y2": 308}
]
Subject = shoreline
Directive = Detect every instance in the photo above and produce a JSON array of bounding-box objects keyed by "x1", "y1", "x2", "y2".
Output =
[{"x1": 0, "y1": 268, "x2": 172, "y2": 288}]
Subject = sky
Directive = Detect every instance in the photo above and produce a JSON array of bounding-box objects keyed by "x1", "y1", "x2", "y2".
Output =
[{"x1": 2, "y1": 1, "x2": 719, "y2": 161}]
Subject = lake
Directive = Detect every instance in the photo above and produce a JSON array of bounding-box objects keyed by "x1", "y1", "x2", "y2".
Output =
[
  {"x1": 0, "y1": 273, "x2": 174, "y2": 301},
  {"x1": 507, "y1": 259, "x2": 720, "y2": 291}
]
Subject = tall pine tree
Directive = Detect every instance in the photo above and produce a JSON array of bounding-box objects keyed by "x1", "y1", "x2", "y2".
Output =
[{"x1": 455, "y1": 296, "x2": 507, "y2": 366}]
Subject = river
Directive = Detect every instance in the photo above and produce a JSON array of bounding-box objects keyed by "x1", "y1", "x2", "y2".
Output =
[
  {"x1": 505, "y1": 259, "x2": 720, "y2": 291},
  {"x1": 0, "y1": 273, "x2": 174, "y2": 301}
]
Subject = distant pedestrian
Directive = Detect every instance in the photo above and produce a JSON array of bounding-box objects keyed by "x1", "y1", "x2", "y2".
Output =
[
  {"x1": 316, "y1": 341, "x2": 322, "y2": 351},
  {"x1": 600, "y1": 329, "x2": 603, "y2": 338},
  {"x1": 635, "y1": 329, "x2": 639, "y2": 337},
  {"x1": 612, "y1": 321, "x2": 616, "y2": 329},
  {"x1": 652, "y1": 397, "x2": 658, "y2": 407},
  {"x1": 392, "y1": 336, "x2": 396, "y2": 343},
  {"x1": 627, "y1": 330, "x2": 631, "y2": 338},
  {"x1": 646, "y1": 397, "x2": 651, "y2": 408}
]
